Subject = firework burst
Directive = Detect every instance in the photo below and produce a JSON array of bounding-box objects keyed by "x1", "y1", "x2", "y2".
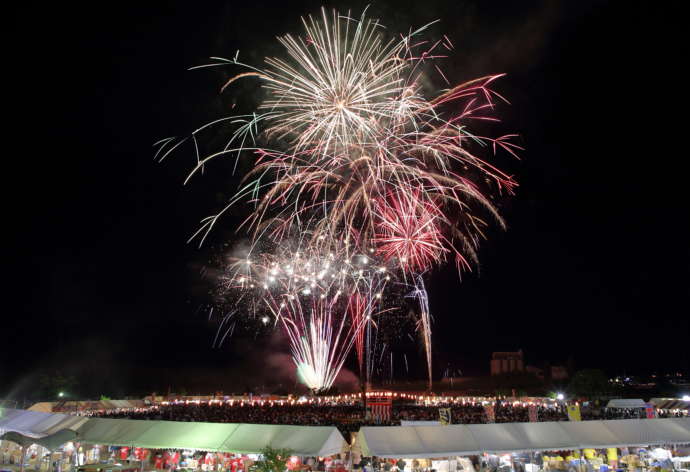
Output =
[
  {"x1": 217, "y1": 235, "x2": 392, "y2": 391},
  {"x1": 373, "y1": 190, "x2": 448, "y2": 274},
  {"x1": 162, "y1": 7, "x2": 521, "y2": 389},
  {"x1": 167, "y1": 7, "x2": 519, "y2": 271}
]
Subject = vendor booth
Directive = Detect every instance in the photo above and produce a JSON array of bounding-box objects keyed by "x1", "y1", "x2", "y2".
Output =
[
  {"x1": 1, "y1": 408, "x2": 346, "y2": 466},
  {"x1": 357, "y1": 419, "x2": 690, "y2": 457}
]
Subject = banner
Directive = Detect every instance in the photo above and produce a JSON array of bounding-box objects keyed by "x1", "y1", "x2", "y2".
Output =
[
  {"x1": 566, "y1": 404, "x2": 581, "y2": 421},
  {"x1": 645, "y1": 402, "x2": 657, "y2": 419},
  {"x1": 439, "y1": 408, "x2": 451, "y2": 425},
  {"x1": 484, "y1": 404, "x2": 495, "y2": 423},
  {"x1": 368, "y1": 398, "x2": 392, "y2": 423},
  {"x1": 528, "y1": 404, "x2": 538, "y2": 422},
  {"x1": 401, "y1": 420, "x2": 441, "y2": 426}
]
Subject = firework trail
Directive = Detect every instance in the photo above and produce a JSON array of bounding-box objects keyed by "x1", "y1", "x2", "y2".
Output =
[
  {"x1": 218, "y1": 235, "x2": 392, "y2": 391},
  {"x1": 347, "y1": 292, "x2": 367, "y2": 380},
  {"x1": 279, "y1": 296, "x2": 363, "y2": 392},
  {"x1": 408, "y1": 275, "x2": 433, "y2": 390}
]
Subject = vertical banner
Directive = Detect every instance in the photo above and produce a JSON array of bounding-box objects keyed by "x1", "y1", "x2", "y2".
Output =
[
  {"x1": 369, "y1": 398, "x2": 392, "y2": 423},
  {"x1": 566, "y1": 404, "x2": 581, "y2": 421},
  {"x1": 484, "y1": 404, "x2": 495, "y2": 423},
  {"x1": 645, "y1": 402, "x2": 656, "y2": 419},
  {"x1": 439, "y1": 408, "x2": 451, "y2": 425},
  {"x1": 528, "y1": 404, "x2": 538, "y2": 422},
  {"x1": 606, "y1": 448, "x2": 618, "y2": 469}
]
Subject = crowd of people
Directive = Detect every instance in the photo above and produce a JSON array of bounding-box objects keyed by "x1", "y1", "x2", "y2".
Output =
[{"x1": 82, "y1": 399, "x2": 669, "y2": 436}]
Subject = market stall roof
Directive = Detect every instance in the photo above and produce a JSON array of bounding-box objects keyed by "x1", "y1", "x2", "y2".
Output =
[
  {"x1": 28, "y1": 400, "x2": 147, "y2": 414},
  {"x1": 0, "y1": 408, "x2": 89, "y2": 437},
  {"x1": 0, "y1": 408, "x2": 345, "y2": 456},
  {"x1": 651, "y1": 398, "x2": 690, "y2": 411},
  {"x1": 0, "y1": 429, "x2": 77, "y2": 450},
  {"x1": 358, "y1": 418, "x2": 690, "y2": 458},
  {"x1": 606, "y1": 399, "x2": 646, "y2": 409},
  {"x1": 599, "y1": 419, "x2": 690, "y2": 447},
  {"x1": 356, "y1": 424, "x2": 482, "y2": 458}
]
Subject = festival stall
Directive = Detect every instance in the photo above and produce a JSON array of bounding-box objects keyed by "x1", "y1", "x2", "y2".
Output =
[
  {"x1": 651, "y1": 398, "x2": 690, "y2": 415},
  {"x1": 605, "y1": 399, "x2": 647, "y2": 409},
  {"x1": 357, "y1": 418, "x2": 690, "y2": 457},
  {"x1": 28, "y1": 401, "x2": 147, "y2": 414},
  {"x1": 1, "y1": 408, "x2": 346, "y2": 457}
]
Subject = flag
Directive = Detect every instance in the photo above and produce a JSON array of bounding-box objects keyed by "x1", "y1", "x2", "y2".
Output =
[
  {"x1": 369, "y1": 398, "x2": 391, "y2": 423},
  {"x1": 566, "y1": 404, "x2": 581, "y2": 421},
  {"x1": 528, "y1": 404, "x2": 538, "y2": 422},
  {"x1": 439, "y1": 408, "x2": 451, "y2": 425},
  {"x1": 484, "y1": 404, "x2": 495, "y2": 423},
  {"x1": 645, "y1": 402, "x2": 656, "y2": 419}
]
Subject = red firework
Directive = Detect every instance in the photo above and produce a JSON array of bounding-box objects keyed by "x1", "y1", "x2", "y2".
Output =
[
  {"x1": 373, "y1": 190, "x2": 450, "y2": 273},
  {"x1": 346, "y1": 293, "x2": 367, "y2": 379}
]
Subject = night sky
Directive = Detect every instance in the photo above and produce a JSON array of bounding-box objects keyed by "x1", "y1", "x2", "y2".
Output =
[{"x1": 4, "y1": 1, "x2": 687, "y2": 398}]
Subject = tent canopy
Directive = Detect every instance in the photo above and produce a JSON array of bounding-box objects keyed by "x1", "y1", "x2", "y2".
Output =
[
  {"x1": 0, "y1": 408, "x2": 344, "y2": 456},
  {"x1": 651, "y1": 398, "x2": 690, "y2": 411},
  {"x1": 28, "y1": 400, "x2": 146, "y2": 414},
  {"x1": 606, "y1": 399, "x2": 646, "y2": 409},
  {"x1": 0, "y1": 430, "x2": 77, "y2": 450},
  {"x1": 358, "y1": 418, "x2": 690, "y2": 458}
]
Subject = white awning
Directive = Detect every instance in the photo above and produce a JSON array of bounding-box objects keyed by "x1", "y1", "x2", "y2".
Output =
[
  {"x1": 466, "y1": 422, "x2": 576, "y2": 453},
  {"x1": 358, "y1": 418, "x2": 690, "y2": 458},
  {"x1": 0, "y1": 408, "x2": 89, "y2": 437},
  {"x1": 357, "y1": 424, "x2": 481, "y2": 458},
  {"x1": 28, "y1": 400, "x2": 146, "y2": 413},
  {"x1": 0, "y1": 430, "x2": 78, "y2": 450},
  {"x1": 606, "y1": 399, "x2": 646, "y2": 409},
  {"x1": 0, "y1": 408, "x2": 345, "y2": 456},
  {"x1": 651, "y1": 398, "x2": 690, "y2": 411}
]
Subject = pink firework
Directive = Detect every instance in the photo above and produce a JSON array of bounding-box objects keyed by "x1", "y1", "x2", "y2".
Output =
[
  {"x1": 373, "y1": 190, "x2": 449, "y2": 273},
  {"x1": 346, "y1": 293, "x2": 367, "y2": 379}
]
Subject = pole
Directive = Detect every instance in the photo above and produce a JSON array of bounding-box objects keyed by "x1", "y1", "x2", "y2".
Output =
[
  {"x1": 361, "y1": 381, "x2": 367, "y2": 420},
  {"x1": 362, "y1": 319, "x2": 371, "y2": 418},
  {"x1": 347, "y1": 444, "x2": 353, "y2": 472},
  {"x1": 20, "y1": 445, "x2": 27, "y2": 472}
]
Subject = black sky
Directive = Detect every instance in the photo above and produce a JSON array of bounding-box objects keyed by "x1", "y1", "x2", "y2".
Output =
[{"x1": 3, "y1": 0, "x2": 688, "y2": 398}]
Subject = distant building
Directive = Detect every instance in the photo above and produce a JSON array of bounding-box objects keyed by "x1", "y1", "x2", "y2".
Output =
[{"x1": 490, "y1": 350, "x2": 524, "y2": 375}]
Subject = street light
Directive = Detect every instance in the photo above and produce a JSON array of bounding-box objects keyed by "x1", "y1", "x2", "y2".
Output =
[
  {"x1": 682, "y1": 395, "x2": 690, "y2": 401},
  {"x1": 556, "y1": 393, "x2": 564, "y2": 401},
  {"x1": 58, "y1": 392, "x2": 65, "y2": 398}
]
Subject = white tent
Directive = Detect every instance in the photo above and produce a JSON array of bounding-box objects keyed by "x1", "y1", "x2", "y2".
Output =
[
  {"x1": 606, "y1": 399, "x2": 646, "y2": 409},
  {"x1": 28, "y1": 400, "x2": 146, "y2": 413},
  {"x1": 0, "y1": 430, "x2": 77, "y2": 451},
  {"x1": 0, "y1": 408, "x2": 345, "y2": 456},
  {"x1": 356, "y1": 424, "x2": 481, "y2": 458},
  {"x1": 0, "y1": 408, "x2": 89, "y2": 437},
  {"x1": 556, "y1": 421, "x2": 622, "y2": 449},
  {"x1": 358, "y1": 418, "x2": 690, "y2": 458},
  {"x1": 651, "y1": 398, "x2": 690, "y2": 411}
]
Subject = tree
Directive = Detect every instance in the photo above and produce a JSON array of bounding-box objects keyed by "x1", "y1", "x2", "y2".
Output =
[
  {"x1": 252, "y1": 447, "x2": 293, "y2": 472},
  {"x1": 568, "y1": 369, "x2": 610, "y2": 398},
  {"x1": 488, "y1": 372, "x2": 546, "y2": 396}
]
